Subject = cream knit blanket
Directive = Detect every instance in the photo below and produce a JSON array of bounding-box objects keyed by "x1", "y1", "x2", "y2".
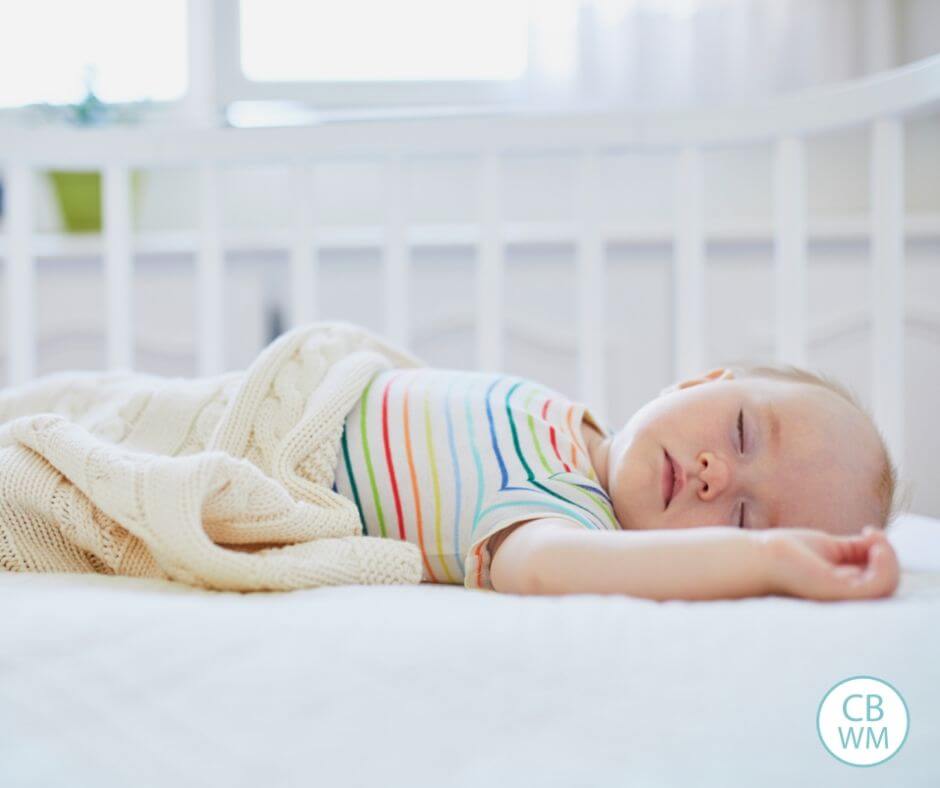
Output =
[{"x1": 0, "y1": 321, "x2": 426, "y2": 591}]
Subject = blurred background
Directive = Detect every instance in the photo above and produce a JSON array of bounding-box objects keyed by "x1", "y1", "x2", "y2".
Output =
[{"x1": 0, "y1": 0, "x2": 938, "y2": 515}]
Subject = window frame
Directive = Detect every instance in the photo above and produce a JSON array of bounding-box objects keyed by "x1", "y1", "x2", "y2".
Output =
[{"x1": 0, "y1": 0, "x2": 539, "y2": 127}]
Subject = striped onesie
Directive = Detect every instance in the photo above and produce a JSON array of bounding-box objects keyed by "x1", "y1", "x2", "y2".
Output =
[{"x1": 332, "y1": 367, "x2": 622, "y2": 591}]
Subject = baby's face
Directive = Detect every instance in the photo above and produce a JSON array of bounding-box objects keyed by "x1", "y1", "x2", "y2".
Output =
[{"x1": 606, "y1": 373, "x2": 884, "y2": 535}]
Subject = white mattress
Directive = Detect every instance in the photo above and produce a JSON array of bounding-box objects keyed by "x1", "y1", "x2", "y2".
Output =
[{"x1": 2, "y1": 513, "x2": 938, "y2": 788}]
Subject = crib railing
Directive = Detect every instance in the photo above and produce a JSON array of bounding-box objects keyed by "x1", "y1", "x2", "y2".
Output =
[{"x1": 2, "y1": 54, "x2": 940, "y2": 475}]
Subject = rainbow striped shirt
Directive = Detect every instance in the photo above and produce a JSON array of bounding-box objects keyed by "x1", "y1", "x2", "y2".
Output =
[{"x1": 332, "y1": 367, "x2": 621, "y2": 591}]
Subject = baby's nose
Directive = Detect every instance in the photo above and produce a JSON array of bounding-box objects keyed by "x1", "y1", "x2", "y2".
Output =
[{"x1": 696, "y1": 451, "x2": 730, "y2": 501}]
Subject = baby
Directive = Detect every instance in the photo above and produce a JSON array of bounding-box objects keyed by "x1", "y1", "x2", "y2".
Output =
[{"x1": 333, "y1": 362, "x2": 901, "y2": 601}]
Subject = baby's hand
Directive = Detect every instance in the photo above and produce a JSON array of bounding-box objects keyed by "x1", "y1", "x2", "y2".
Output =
[{"x1": 759, "y1": 525, "x2": 899, "y2": 601}]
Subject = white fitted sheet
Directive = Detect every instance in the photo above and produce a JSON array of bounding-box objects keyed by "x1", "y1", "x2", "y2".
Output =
[{"x1": 1, "y1": 512, "x2": 938, "y2": 788}]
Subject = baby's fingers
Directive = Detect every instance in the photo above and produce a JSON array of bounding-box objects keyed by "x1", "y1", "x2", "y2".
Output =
[
  {"x1": 830, "y1": 540, "x2": 899, "y2": 599},
  {"x1": 831, "y1": 527, "x2": 886, "y2": 565}
]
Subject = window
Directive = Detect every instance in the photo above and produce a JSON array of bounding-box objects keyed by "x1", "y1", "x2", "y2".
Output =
[
  {"x1": 219, "y1": 0, "x2": 534, "y2": 116},
  {"x1": 239, "y1": 0, "x2": 529, "y2": 82},
  {"x1": 0, "y1": 0, "x2": 187, "y2": 108}
]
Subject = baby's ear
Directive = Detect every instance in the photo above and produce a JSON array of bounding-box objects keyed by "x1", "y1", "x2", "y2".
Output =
[{"x1": 660, "y1": 367, "x2": 735, "y2": 396}]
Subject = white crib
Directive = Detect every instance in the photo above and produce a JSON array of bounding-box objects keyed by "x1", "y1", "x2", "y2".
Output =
[{"x1": 1, "y1": 53, "x2": 939, "y2": 481}]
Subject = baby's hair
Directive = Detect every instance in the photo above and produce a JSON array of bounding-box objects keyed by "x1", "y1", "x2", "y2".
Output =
[{"x1": 721, "y1": 362, "x2": 904, "y2": 531}]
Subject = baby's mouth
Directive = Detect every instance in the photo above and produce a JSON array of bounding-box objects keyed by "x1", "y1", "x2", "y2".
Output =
[{"x1": 662, "y1": 449, "x2": 675, "y2": 510}]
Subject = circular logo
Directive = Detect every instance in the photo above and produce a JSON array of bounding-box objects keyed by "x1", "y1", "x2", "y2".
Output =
[{"x1": 817, "y1": 676, "x2": 909, "y2": 766}]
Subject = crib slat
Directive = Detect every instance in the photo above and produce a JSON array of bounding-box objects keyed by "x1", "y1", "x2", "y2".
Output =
[
  {"x1": 197, "y1": 164, "x2": 224, "y2": 376},
  {"x1": 674, "y1": 147, "x2": 706, "y2": 380},
  {"x1": 7, "y1": 163, "x2": 35, "y2": 385},
  {"x1": 384, "y1": 156, "x2": 409, "y2": 348},
  {"x1": 870, "y1": 118, "x2": 905, "y2": 470},
  {"x1": 773, "y1": 137, "x2": 808, "y2": 366},
  {"x1": 104, "y1": 164, "x2": 134, "y2": 370},
  {"x1": 476, "y1": 154, "x2": 503, "y2": 371},
  {"x1": 289, "y1": 162, "x2": 317, "y2": 329},
  {"x1": 577, "y1": 151, "x2": 607, "y2": 420}
]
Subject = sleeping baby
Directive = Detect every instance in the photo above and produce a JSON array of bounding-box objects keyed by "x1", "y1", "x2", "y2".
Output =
[{"x1": 333, "y1": 362, "x2": 901, "y2": 601}]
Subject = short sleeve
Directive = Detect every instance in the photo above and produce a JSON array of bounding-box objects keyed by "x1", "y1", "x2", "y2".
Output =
[{"x1": 463, "y1": 512, "x2": 593, "y2": 592}]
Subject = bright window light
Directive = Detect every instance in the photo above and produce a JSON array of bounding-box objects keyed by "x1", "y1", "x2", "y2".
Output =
[
  {"x1": 239, "y1": 0, "x2": 530, "y2": 82},
  {"x1": 0, "y1": 0, "x2": 187, "y2": 107}
]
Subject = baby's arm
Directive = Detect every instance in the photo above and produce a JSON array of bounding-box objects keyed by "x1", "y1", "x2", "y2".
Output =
[{"x1": 490, "y1": 519, "x2": 899, "y2": 601}]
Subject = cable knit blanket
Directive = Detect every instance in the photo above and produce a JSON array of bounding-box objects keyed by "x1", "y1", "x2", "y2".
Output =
[{"x1": 0, "y1": 322, "x2": 426, "y2": 591}]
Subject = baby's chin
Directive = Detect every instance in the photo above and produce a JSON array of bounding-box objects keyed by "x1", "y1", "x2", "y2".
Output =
[
  {"x1": 608, "y1": 434, "x2": 662, "y2": 529},
  {"x1": 609, "y1": 476, "x2": 653, "y2": 531}
]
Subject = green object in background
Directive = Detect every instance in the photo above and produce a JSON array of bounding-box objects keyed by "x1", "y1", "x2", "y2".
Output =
[{"x1": 48, "y1": 170, "x2": 143, "y2": 233}]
